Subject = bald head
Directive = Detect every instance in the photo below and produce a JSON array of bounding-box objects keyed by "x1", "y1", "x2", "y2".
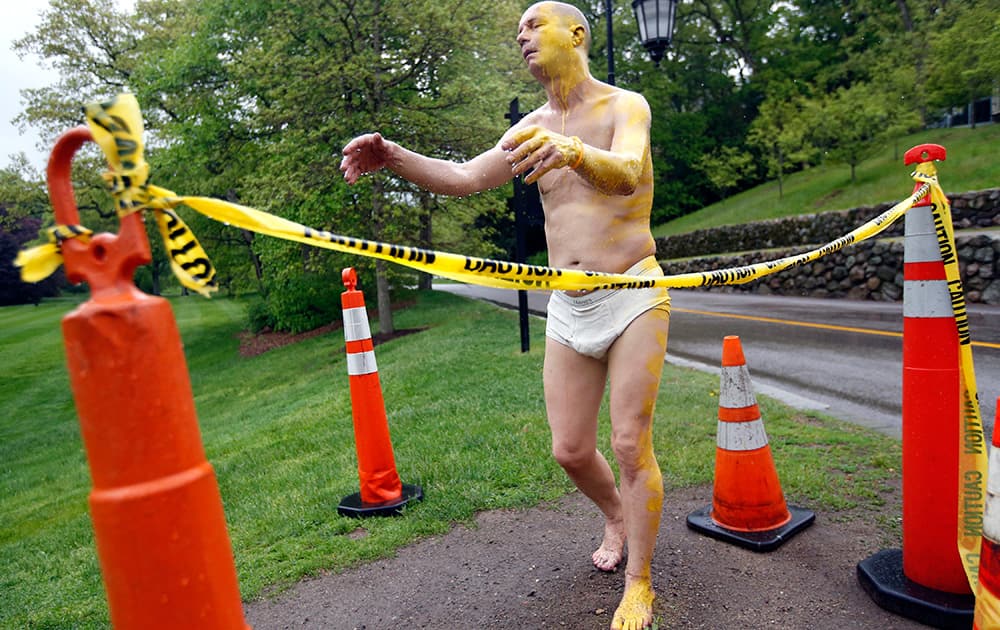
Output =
[{"x1": 523, "y1": 1, "x2": 592, "y2": 53}]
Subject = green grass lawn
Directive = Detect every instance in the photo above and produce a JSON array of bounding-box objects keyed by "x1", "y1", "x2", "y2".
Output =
[
  {"x1": 655, "y1": 123, "x2": 1000, "y2": 237},
  {"x1": 0, "y1": 291, "x2": 902, "y2": 627}
]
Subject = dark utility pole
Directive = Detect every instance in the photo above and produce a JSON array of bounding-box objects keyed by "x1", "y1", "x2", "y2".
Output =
[
  {"x1": 605, "y1": 0, "x2": 615, "y2": 86},
  {"x1": 505, "y1": 98, "x2": 531, "y2": 353}
]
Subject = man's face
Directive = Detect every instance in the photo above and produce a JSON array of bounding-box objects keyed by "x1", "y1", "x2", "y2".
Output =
[{"x1": 516, "y1": 3, "x2": 576, "y2": 74}]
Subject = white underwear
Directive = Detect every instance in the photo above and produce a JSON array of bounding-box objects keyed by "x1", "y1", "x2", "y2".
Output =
[{"x1": 545, "y1": 256, "x2": 671, "y2": 360}]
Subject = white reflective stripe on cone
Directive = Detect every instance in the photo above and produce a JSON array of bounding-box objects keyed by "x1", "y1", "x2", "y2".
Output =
[
  {"x1": 347, "y1": 351, "x2": 378, "y2": 376},
  {"x1": 343, "y1": 306, "x2": 372, "y2": 342},
  {"x1": 904, "y1": 206, "x2": 942, "y2": 264},
  {"x1": 984, "y1": 447, "x2": 1000, "y2": 541},
  {"x1": 903, "y1": 280, "x2": 952, "y2": 318},
  {"x1": 719, "y1": 365, "x2": 757, "y2": 409},
  {"x1": 717, "y1": 418, "x2": 769, "y2": 451}
]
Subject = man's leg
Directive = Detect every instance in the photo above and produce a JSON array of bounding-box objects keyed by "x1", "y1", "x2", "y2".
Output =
[
  {"x1": 606, "y1": 307, "x2": 669, "y2": 630},
  {"x1": 542, "y1": 336, "x2": 625, "y2": 571}
]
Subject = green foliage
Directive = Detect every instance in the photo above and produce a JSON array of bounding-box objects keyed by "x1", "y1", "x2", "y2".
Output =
[
  {"x1": 926, "y1": 0, "x2": 1000, "y2": 116},
  {"x1": 260, "y1": 271, "x2": 342, "y2": 334},
  {"x1": 696, "y1": 146, "x2": 756, "y2": 201},
  {"x1": 748, "y1": 92, "x2": 814, "y2": 197},
  {"x1": 245, "y1": 296, "x2": 276, "y2": 333},
  {"x1": 655, "y1": 123, "x2": 1000, "y2": 237}
]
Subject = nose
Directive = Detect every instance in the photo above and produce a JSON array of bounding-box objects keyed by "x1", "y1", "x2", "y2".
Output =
[{"x1": 516, "y1": 27, "x2": 528, "y2": 46}]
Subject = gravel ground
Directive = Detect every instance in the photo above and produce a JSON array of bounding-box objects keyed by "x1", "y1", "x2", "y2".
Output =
[{"x1": 243, "y1": 485, "x2": 934, "y2": 629}]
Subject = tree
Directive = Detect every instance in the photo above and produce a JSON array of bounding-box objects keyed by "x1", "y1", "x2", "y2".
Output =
[
  {"x1": 13, "y1": 0, "x2": 143, "y2": 151},
  {"x1": 927, "y1": 0, "x2": 1000, "y2": 127},
  {"x1": 747, "y1": 92, "x2": 813, "y2": 199},
  {"x1": 809, "y1": 83, "x2": 893, "y2": 183},
  {"x1": 194, "y1": 0, "x2": 530, "y2": 333},
  {"x1": 0, "y1": 162, "x2": 65, "y2": 305},
  {"x1": 696, "y1": 145, "x2": 755, "y2": 205}
]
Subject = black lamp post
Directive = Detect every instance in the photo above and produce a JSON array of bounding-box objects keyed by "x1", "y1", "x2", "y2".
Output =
[
  {"x1": 631, "y1": 0, "x2": 679, "y2": 66},
  {"x1": 604, "y1": 0, "x2": 617, "y2": 85}
]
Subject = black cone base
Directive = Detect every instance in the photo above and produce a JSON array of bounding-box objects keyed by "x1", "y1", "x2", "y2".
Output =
[
  {"x1": 337, "y1": 483, "x2": 423, "y2": 518},
  {"x1": 686, "y1": 504, "x2": 816, "y2": 552},
  {"x1": 857, "y1": 548, "x2": 974, "y2": 630}
]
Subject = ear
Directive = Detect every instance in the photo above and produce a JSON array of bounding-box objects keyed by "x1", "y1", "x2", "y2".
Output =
[{"x1": 571, "y1": 24, "x2": 586, "y2": 47}]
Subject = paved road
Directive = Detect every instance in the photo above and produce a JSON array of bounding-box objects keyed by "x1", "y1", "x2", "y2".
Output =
[{"x1": 434, "y1": 283, "x2": 1000, "y2": 439}]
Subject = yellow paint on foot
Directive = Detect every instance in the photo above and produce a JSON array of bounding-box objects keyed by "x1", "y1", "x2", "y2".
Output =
[{"x1": 611, "y1": 578, "x2": 655, "y2": 630}]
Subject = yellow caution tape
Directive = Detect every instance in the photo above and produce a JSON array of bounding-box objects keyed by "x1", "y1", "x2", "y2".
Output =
[
  {"x1": 17, "y1": 93, "x2": 925, "y2": 297},
  {"x1": 14, "y1": 224, "x2": 92, "y2": 282},
  {"x1": 976, "y1": 579, "x2": 1000, "y2": 629},
  {"x1": 914, "y1": 164, "x2": 989, "y2": 593}
]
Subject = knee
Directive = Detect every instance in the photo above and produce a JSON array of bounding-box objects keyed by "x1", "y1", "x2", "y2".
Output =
[
  {"x1": 611, "y1": 432, "x2": 654, "y2": 481},
  {"x1": 552, "y1": 443, "x2": 592, "y2": 473}
]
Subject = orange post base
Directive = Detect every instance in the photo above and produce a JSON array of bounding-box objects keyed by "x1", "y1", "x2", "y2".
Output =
[
  {"x1": 64, "y1": 294, "x2": 249, "y2": 630},
  {"x1": 48, "y1": 124, "x2": 248, "y2": 629}
]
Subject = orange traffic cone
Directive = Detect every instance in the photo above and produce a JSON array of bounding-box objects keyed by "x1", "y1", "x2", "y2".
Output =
[
  {"x1": 687, "y1": 335, "x2": 814, "y2": 551},
  {"x1": 337, "y1": 268, "x2": 422, "y2": 518}
]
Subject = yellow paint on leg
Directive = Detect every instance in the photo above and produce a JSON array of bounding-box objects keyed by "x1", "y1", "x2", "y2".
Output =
[
  {"x1": 611, "y1": 577, "x2": 655, "y2": 630},
  {"x1": 644, "y1": 465, "x2": 663, "y2": 514}
]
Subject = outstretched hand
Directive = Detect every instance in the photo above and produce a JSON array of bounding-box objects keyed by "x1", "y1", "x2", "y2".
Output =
[
  {"x1": 502, "y1": 125, "x2": 584, "y2": 185},
  {"x1": 340, "y1": 133, "x2": 393, "y2": 184}
]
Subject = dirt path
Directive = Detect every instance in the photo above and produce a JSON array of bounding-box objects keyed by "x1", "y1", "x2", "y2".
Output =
[{"x1": 243, "y1": 486, "x2": 931, "y2": 629}]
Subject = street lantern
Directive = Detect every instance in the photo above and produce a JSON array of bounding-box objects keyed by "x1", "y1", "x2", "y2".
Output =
[{"x1": 631, "y1": 0, "x2": 678, "y2": 65}]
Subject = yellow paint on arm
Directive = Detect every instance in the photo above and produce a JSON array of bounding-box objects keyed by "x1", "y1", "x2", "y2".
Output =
[{"x1": 574, "y1": 92, "x2": 650, "y2": 195}]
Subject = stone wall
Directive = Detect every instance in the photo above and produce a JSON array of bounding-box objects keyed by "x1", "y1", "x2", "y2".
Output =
[{"x1": 655, "y1": 189, "x2": 1000, "y2": 304}]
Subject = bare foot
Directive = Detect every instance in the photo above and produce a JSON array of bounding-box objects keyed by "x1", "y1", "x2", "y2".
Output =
[
  {"x1": 592, "y1": 518, "x2": 626, "y2": 572},
  {"x1": 610, "y1": 576, "x2": 655, "y2": 630}
]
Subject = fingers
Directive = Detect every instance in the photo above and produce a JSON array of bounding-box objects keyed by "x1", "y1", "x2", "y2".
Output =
[
  {"x1": 500, "y1": 126, "x2": 537, "y2": 152},
  {"x1": 340, "y1": 133, "x2": 385, "y2": 184},
  {"x1": 504, "y1": 126, "x2": 581, "y2": 184},
  {"x1": 507, "y1": 135, "x2": 546, "y2": 165},
  {"x1": 522, "y1": 149, "x2": 560, "y2": 185}
]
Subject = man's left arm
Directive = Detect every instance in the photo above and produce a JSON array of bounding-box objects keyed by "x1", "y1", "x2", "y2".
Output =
[
  {"x1": 573, "y1": 92, "x2": 651, "y2": 196},
  {"x1": 502, "y1": 91, "x2": 651, "y2": 196}
]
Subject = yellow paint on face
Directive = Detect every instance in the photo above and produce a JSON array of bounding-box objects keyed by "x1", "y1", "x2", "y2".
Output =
[{"x1": 519, "y1": 3, "x2": 587, "y2": 112}]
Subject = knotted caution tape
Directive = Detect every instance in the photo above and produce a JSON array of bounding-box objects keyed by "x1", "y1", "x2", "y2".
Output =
[
  {"x1": 15, "y1": 95, "x2": 218, "y2": 296},
  {"x1": 19, "y1": 93, "x2": 926, "y2": 295}
]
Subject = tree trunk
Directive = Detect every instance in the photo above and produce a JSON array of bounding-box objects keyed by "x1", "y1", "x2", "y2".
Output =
[
  {"x1": 777, "y1": 146, "x2": 784, "y2": 200},
  {"x1": 895, "y1": 0, "x2": 913, "y2": 31},
  {"x1": 371, "y1": 0, "x2": 393, "y2": 334},
  {"x1": 372, "y1": 178, "x2": 395, "y2": 334},
  {"x1": 896, "y1": 0, "x2": 928, "y2": 125},
  {"x1": 375, "y1": 259, "x2": 394, "y2": 334},
  {"x1": 417, "y1": 193, "x2": 434, "y2": 291},
  {"x1": 243, "y1": 229, "x2": 265, "y2": 291}
]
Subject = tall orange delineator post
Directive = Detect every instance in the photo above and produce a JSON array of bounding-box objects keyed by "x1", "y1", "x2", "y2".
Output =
[
  {"x1": 857, "y1": 144, "x2": 975, "y2": 628},
  {"x1": 50, "y1": 128, "x2": 249, "y2": 628},
  {"x1": 975, "y1": 398, "x2": 1000, "y2": 629},
  {"x1": 337, "y1": 268, "x2": 422, "y2": 518},
  {"x1": 687, "y1": 335, "x2": 814, "y2": 551}
]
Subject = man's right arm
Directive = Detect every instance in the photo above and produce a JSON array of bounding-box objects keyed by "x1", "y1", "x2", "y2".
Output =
[{"x1": 340, "y1": 132, "x2": 514, "y2": 196}]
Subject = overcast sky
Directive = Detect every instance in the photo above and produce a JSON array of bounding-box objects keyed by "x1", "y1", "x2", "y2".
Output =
[
  {"x1": 2, "y1": 1, "x2": 134, "y2": 173},
  {"x1": 1, "y1": 2, "x2": 60, "y2": 172}
]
